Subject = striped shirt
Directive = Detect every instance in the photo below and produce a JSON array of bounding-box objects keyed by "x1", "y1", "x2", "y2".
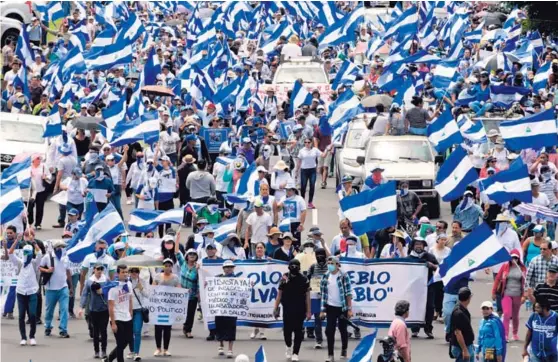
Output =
[
  {"x1": 534, "y1": 282, "x2": 558, "y2": 312},
  {"x1": 526, "y1": 255, "x2": 558, "y2": 289},
  {"x1": 176, "y1": 252, "x2": 199, "y2": 300}
]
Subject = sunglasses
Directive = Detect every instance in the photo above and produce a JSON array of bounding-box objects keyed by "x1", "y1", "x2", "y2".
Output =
[
  {"x1": 95, "y1": 266, "x2": 105, "y2": 271},
  {"x1": 541, "y1": 248, "x2": 549, "y2": 251}
]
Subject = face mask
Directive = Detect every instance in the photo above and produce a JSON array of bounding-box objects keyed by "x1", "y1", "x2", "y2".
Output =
[
  {"x1": 542, "y1": 173, "x2": 551, "y2": 180},
  {"x1": 316, "y1": 256, "x2": 326, "y2": 265},
  {"x1": 54, "y1": 248, "x2": 63, "y2": 260},
  {"x1": 496, "y1": 223, "x2": 508, "y2": 235},
  {"x1": 208, "y1": 205, "x2": 219, "y2": 214},
  {"x1": 205, "y1": 237, "x2": 214, "y2": 244},
  {"x1": 327, "y1": 264, "x2": 336, "y2": 272},
  {"x1": 400, "y1": 188, "x2": 409, "y2": 196},
  {"x1": 288, "y1": 264, "x2": 300, "y2": 274},
  {"x1": 167, "y1": 127, "x2": 172, "y2": 135},
  {"x1": 347, "y1": 245, "x2": 356, "y2": 254},
  {"x1": 95, "y1": 248, "x2": 106, "y2": 258},
  {"x1": 495, "y1": 145, "x2": 504, "y2": 150},
  {"x1": 96, "y1": 171, "x2": 104, "y2": 181},
  {"x1": 148, "y1": 164, "x2": 154, "y2": 172},
  {"x1": 164, "y1": 242, "x2": 174, "y2": 250},
  {"x1": 89, "y1": 153, "x2": 99, "y2": 162},
  {"x1": 304, "y1": 247, "x2": 314, "y2": 255},
  {"x1": 263, "y1": 148, "x2": 271, "y2": 160}
]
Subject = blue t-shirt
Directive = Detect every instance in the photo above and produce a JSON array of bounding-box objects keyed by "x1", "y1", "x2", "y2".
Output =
[{"x1": 526, "y1": 311, "x2": 558, "y2": 358}]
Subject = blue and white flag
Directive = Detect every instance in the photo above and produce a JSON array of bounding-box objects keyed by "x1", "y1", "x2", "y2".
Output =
[
  {"x1": 499, "y1": 109, "x2": 558, "y2": 151},
  {"x1": 383, "y1": 5, "x2": 418, "y2": 40},
  {"x1": 479, "y1": 158, "x2": 531, "y2": 204},
  {"x1": 533, "y1": 62, "x2": 552, "y2": 92},
  {"x1": 0, "y1": 157, "x2": 31, "y2": 189},
  {"x1": 184, "y1": 202, "x2": 206, "y2": 214},
  {"x1": 143, "y1": 47, "x2": 162, "y2": 86},
  {"x1": 109, "y1": 112, "x2": 160, "y2": 147},
  {"x1": 434, "y1": 223, "x2": 511, "y2": 290},
  {"x1": 489, "y1": 85, "x2": 530, "y2": 108},
  {"x1": 129, "y1": 208, "x2": 185, "y2": 233},
  {"x1": 290, "y1": 80, "x2": 313, "y2": 114},
  {"x1": 340, "y1": 181, "x2": 397, "y2": 236},
  {"x1": 225, "y1": 162, "x2": 259, "y2": 204},
  {"x1": 435, "y1": 146, "x2": 478, "y2": 202},
  {"x1": 431, "y1": 60, "x2": 459, "y2": 89},
  {"x1": 255, "y1": 345, "x2": 267, "y2": 362},
  {"x1": 85, "y1": 40, "x2": 134, "y2": 71},
  {"x1": 45, "y1": 2, "x2": 65, "y2": 23},
  {"x1": 349, "y1": 330, "x2": 377, "y2": 362},
  {"x1": 457, "y1": 115, "x2": 487, "y2": 144},
  {"x1": 42, "y1": 104, "x2": 63, "y2": 138},
  {"x1": 0, "y1": 178, "x2": 25, "y2": 226},
  {"x1": 529, "y1": 31, "x2": 544, "y2": 55},
  {"x1": 15, "y1": 25, "x2": 35, "y2": 69},
  {"x1": 102, "y1": 97, "x2": 127, "y2": 137},
  {"x1": 427, "y1": 110, "x2": 463, "y2": 153},
  {"x1": 328, "y1": 89, "x2": 365, "y2": 129},
  {"x1": 213, "y1": 217, "x2": 238, "y2": 243},
  {"x1": 66, "y1": 203, "x2": 126, "y2": 263},
  {"x1": 332, "y1": 60, "x2": 360, "y2": 91}
]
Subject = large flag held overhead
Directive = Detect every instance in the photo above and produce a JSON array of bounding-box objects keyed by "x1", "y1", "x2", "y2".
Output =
[
  {"x1": 290, "y1": 80, "x2": 313, "y2": 114},
  {"x1": 479, "y1": 158, "x2": 531, "y2": 205},
  {"x1": 0, "y1": 157, "x2": 31, "y2": 189},
  {"x1": 499, "y1": 109, "x2": 558, "y2": 151},
  {"x1": 328, "y1": 89, "x2": 365, "y2": 129},
  {"x1": 332, "y1": 60, "x2": 360, "y2": 91},
  {"x1": 340, "y1": 181, "x2": 397, "y2": 236},
  {"x1": 435, "y1": 146, "x2": 478, "y2": 202},
  {"x1": 434, "y1": 223, "x2": 512, "y2": 290},
  {"x1": 427, "y1": 109, "x2": 463, "y2": 153},
  {"x1": 128, "y1": 208, "x2": 185, "y2": 233},
  {"x1": 0, "y1": 178, "x2": 25, "y2": 226}
]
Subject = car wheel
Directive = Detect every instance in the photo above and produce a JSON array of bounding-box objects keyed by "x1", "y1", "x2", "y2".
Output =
[
  {"x1": 428, "y1": 195, "x2": 441, "y2": 219},
  {"x1": 1, "y1": 29, "x2": 20, "y2": 48}
]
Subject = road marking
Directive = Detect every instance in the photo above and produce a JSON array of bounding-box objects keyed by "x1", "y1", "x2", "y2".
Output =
[{"x1": 312, "y1": 209, "x2": 318, "y2": 226}]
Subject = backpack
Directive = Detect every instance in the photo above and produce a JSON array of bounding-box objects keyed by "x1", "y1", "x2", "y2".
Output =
[{"x1": 40, "y1": 252, "x2": 55, "y2": 286}]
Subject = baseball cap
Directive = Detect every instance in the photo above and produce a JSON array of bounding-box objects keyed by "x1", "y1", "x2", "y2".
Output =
[
  {"x1": 68, "y1": 208, "x2": 79, "y2": 216},
  {"x1": 549, "y1": 265, "x2": 558, "y2": 273},
  {"x1": 480, "y1": 301, "x2": 493, "y2": 309},
  {"x1": 223, "y1": 260, "x2": 235, "y2": 268},
  {"x1": 113, "y1": 242, "x2": 126, "y2": 251}
]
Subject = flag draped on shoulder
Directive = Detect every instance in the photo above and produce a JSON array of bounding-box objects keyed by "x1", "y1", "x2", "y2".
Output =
[{"x1": 435, "y1": 145, "x2": 478, "y2": 202}]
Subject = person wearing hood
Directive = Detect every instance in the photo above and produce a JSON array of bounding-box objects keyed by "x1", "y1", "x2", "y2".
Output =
[
  {"x1": 39, "y1": 239, "x2": 74, "y2": 338},
  {"x1": 274, "y1": 259, "x2": 311, "y2": 362},
  {"x1": 52, "y1": 142, "x2": 78, "y2": 228},
  {"x1": 476, "y1": 301, "x2": 506, "y2": 362},
  {"x1": 220, "y1": 233, "x2": 247, "y2": 260},
  {"x1": 453, "y1": 190, "x2": 484, "y2": 233},
  {"x1": 79, "y1": 263, "x2": 109, "y2": 359},
  {"x1": 306, "y1": 247, "x2": 328, "y2": 347},
  {"x1": 408, "y1": 238, "x2": 439, "y2": 339},
  {"x1": 4, "y1": 240, "x2": 42, "y2": 346},
  {"x1": 493, "y1": 249, "x2": 525, "y2": 342},
  {"x1": 86, "y1": 164, "x2": 115, "y2": 212}
]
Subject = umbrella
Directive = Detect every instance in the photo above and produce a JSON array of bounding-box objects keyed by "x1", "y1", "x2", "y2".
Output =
[
  {"x1": 116, "y1": 254, "x2": 162, "y2": 268},
  {"x1": 141, "y1": 85, "x2": 175, "y2": 97},
  {"x1": 361, "y1": 94, "x2": 393, "y2": 108},
  {"x1": 72, "y1": 116, "x2": 103, "y2": 131},
  {"x1": 482, "y1": 52, "x2": 520, "y2": 72}
]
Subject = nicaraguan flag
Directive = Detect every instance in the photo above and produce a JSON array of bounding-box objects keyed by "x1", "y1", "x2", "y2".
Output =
[
  {"x1": 383, "y1": 5, "x2": 418, "y2": 40},
  {"x1": 489, "y1": 85, "x2": 530, "y2": 108},
  {"x1": 255, "y1": 345, "x2": 267, "y2": 362},
  {"x1": 479, "y1": 158, "x2": 531, "y2": 204},
  {"x1": 328, "y1": 89, "x2": 365, "y2": 129},
  {"x1": 224, "y1": 161, "x2": 259, "y2": 204},
  {"x1": 85, "y1": 41, "x2": 134, "y2": 71},
  {"x1": 290, "y1": 80, "x2": 313, "y2": 114},
  {"x1": 457, "y1": 115, "x2": 487, "y2": 144},
  {"x1": 213, "y1": 217, "x2": 238, "y2": 243},
  {"x1": 435, "y1": 146, "x2": 478, "y2": 202},
  {"x1": 0, "y1": 178, "x2": 25, "y2": 226},
  {"x1": 349, "y1": 330, "x2": 377, "y2": 362},
  {"x1": 431, "y1": 60, "x2": 459, "y2": 89},
  {"x1": 102, "y1": 96, "x2": 127, "y2": 134},
  {"x1": 499, "y1": 109, "x2": 558, "y2": 151},
  {"x1": 66, "y1": 203, "x2": 126, "y2": 263},
  {"x1": 129, "y1": 208, "x2": 185, "y2": 233},
  {"x1": 434, "y1": 223, "x2": 511, "y2": 289},
  {"x1": 340, "y1": 181, "x2": 397, "y2": 236},
  {"x1": 15, "y1": 25, "x2": 35, "y2": 69},
  {"x1": 43, "y1": 104, "x2": 63, "y2": 138},
  {"x1": 184, "y1": 202, "x2": 206, "y2": 214},
  {"x1": 109, "y1": 112, "x2": 160, "y2": 147},
  {"x1": 0, "y1": 157, "x2": 31, "y2": 189},
  {"x1": 332, "y1": 60, "x2": 360, "y2": 91},
  {"x1": 533, "y1": 62, "x2": 552, "y2": 92},
  {"x1": 427, "y1": 109, "x2": 463, "y2": 153},
  {"x1": 143, "y1": 47, "x2": 161, "y2": 86}
]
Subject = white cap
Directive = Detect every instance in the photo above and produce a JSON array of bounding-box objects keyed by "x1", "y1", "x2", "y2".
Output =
[
  {"x1": 552, "y1": 241, "x2": 558, "y2": 250},
  {"x1": 480, "y1": 301, "x2": 493, "y2": 309},
  {"x1": 223, "y1": 260, "x2": 235, "y2": 268},
  {"x1": 113, "y1": 241, "x2": 126, "y2": 251},
  {"x1": 256, "y1": 165, "x2": 267, "y2": 173}
]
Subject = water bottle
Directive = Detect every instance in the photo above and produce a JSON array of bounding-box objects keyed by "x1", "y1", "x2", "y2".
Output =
[{"x1": 526, "y1": 299, "x2": 532, "y2": 311}]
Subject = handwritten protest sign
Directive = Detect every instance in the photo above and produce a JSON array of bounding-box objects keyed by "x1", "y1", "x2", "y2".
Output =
[
  {"x1": 146, "y1": 285, "x2": 189, "y2": 325},
  {"x1": 205, "y1": 277, "x2": 252, "y2": 318}
]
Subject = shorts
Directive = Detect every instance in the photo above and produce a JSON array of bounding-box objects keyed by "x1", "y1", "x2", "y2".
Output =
[{"x1": 318, "y1": 153, "x2": 332, "y2": 169}]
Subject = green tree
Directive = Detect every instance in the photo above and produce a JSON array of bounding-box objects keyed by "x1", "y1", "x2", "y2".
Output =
[{"x1": 503, "y1": 2, "x2": 558, "y2": 35}]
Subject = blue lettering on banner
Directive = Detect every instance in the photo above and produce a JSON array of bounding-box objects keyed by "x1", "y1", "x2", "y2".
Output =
[
  {"x1": 241, "y1": 271, "x2": 282, "y2": 303},
  {"x1": 347, "y1": 271, "x2": 393, "y2": 302},
  {"x1": 201, "y1": 127, "x2": 230, "y2": 153}
]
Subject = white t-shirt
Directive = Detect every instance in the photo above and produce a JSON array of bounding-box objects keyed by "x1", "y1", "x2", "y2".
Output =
[
  {"x1": 159, "y1": 131, "x2": 180, "y2": 155},
  {"x1": 326, "y1": 273, "x2": 342, "y2": 307},
  {"x1": 532, "y1": 193, "x2": 550, "y2": 207},
  {"x1": 246, "y1": 212, "x2": 273, "y2": 244},
  {"x1": 279, "y1": 195, "x2": 307, "y2": 222},
  {"x1": 62, "y1": 177, "x2": 88, "y2": 205},
  {"x1": 297, "y1": 147, "x2": 322, "y2": 169},
  {"x1": 281, "y1": 43, "x2": 302, "y2": 60},
  {"x1": 108, "y1": 281, "x2": 133, "y2": 322},
  {"x1": 81, "y1": 253, "x2": 116, "y2": 277},
  {"x1": 40, "y1": 253, "x2": 70, "y2": 291}
]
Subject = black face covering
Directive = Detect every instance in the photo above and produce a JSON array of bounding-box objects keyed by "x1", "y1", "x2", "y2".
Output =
[
  {"x1": 288, "y1": 260, "x2": 301, "y2": 275},
  {"x1": 315, "y1": 248, "x2": 327, "y2": 265}
]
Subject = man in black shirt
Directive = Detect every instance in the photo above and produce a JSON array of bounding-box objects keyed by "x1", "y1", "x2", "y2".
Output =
[
  {"x1": 450, "y1": 287, "x2": 475, "y2": 362},
  {"x1": 274, "y1": 259, "x2": 311, "y2": 362},
  {"x1": 533, "y1": 264, "x2": 558, "y2": 312}
]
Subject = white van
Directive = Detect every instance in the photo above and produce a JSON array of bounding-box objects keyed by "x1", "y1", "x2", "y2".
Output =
[{"x1": 0, "y1": 112, "x2": 48, "y2": 169}]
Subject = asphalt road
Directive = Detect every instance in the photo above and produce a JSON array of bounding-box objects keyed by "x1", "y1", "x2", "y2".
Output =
[{"x1": 0, "y1": 181, "x2": 529, "y2": 362}]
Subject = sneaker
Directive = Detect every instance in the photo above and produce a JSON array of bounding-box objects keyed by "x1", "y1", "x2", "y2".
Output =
[
  {"x1": 126, "y1": 198, "x2": 133, "y2": 205},
  {"x1": 326, "y1": 356, "x2": 335, "y2": 362},
  {"x1": 340, "y1": 349, "x2": 347, "y2": 359},
  {"x1": 206, "y1": 333, "x2": 216, "y2": 341},
  {"x1": 101, "y1": 358, "x2": 108, "y2": 362},
  {"x1": 513, "y1": 334, "x2": 520, "y2": 341},
  {"x1": 134, "y1": 355, "x2": 142, "y2": 362},
  {"x1": 36, "y1": 225, "x2": 42, "y2": 230},
  {"x1": 45, "y1": 328, "x2": 52, "y2": 336},
  {"x1": 101, "y1": 351, "x2": 107, "y2": 358},
  {"x1": 218, "y1": 347, "x2": 225, "y2": 356},
  {"x1": 227, "y1": 350, "x2": 233, "y2": 359},
  {"x1": 59, "y1": 331, "x2": 70, "y2": 338},
  {"x1": 7, "y1": 313, "x2": 14, "y2": 319},
  {"x1": 425, "y1": 332, "x2": 434, "y2": 339},
  {"x1": 258, "y1": 332, "x2": 267, "y2": 340},
  {"x1": 20, "y1": 339, "x2": 27, "y2": 346},
  {"x1": 94, "y1": 352, "x2": 100, "y2": 359},
  {"x1": 163, "y1": 351, "x2": 171, "y2": 357},
  {"x1": 411, "y1": 332, "x2": 419, "y2": 338},
  {"x1": 126, "y1": 352, "x2": 135, "y2": 359},
  {"x1": 321, "y1": 182, "x2": 327, "y2": 189},
  {"x1": 250, "y1": 331, "x2": 257, "y2": 339},
  {"x1": 52, "y1": 223, "x2": 64, "y2": 228},
  {"x1": 285, "y1": 346, "x2": 293, "y2": 359},
  {"x1": 36, "y1": 319, "x2": 42, "y2": 325},
  {"x1": 307, "y1": 331, "x2": 315, "y2": 339},
  {"x1": 153, "y1": 349, "x2": 162, "y2": 357},
  {"x1": 308, "y1": 202, "x2": 315, "y2": 209},
  {"x1": 69, "y1": 313, "x2": 77, "y2": 319},
  {"x1": 354, "y1": 329, "x2": 361, "y2": 339},
  {"x1": 314, "y1": 342, "x2": 322, "y2": 349},
  {"x1": 292, "y1": 354, "x2": 300, "y2": 361},
  {"x1": 29, "y1": 338, "x2": 36, "y2": 346}
]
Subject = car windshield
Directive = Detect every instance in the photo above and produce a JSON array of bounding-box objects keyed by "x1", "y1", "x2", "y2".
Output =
[
  {"x1": 274, "y1": 66, "x2": 328, "y2": 84},
  {"x1": 345, "y1": 129, "x2": 370, "y2": 149},
  {"x1": 0, "y1": 121, "x2": 44, "y2": 144},
  {"x1": 367, "y1": 140, "x2": 433, "y2": 162}
]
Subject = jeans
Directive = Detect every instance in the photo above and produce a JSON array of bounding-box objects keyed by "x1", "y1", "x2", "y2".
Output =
[
  {"x1": 3, "y1": 285, "x2": 16, "y2": 313},
  {"x1": 183, "y1": 297, "x2": 198, "y2": 333},
  {"x1": 325, "y1": 305, "x2": 348, "y2": 356},
  {"x1": 313, "y1": 312, "x2": 323, "y2": 343},
  {"x1": 451, "y1": 344, "x2": 475, "y2": 362},
  {"x1": 443, "y1": 293, "x2": 458, "y2": 333},
  {"x1": 45, "y1": 287, "x2": 69, "y2": 333},
  {"x1": 283, "y1": 313, "x2": 305, "y2": 355},
  {"x1": 155, "y1": 325, "x2": 172, "y2": 350},
  {"x1": 531, "y1": 355, "x2": 558, "y2": 362},
  {"x1": 17, "y1": 293, "x2": 37, "y2": 340},
  {"x1": 502, "y1": 295, "x2": 521, "y2": 338},
  {"x1": 28, "y1": 190, "x2": 48, "y2": 226},
  {"x1": 300, "y1": 168, "x2": 317, "y2": 203},
  {"x1": 58, "y1": 203, "x2": 67, "y2": 225},
  {"x1": 409, "y1": 127, "x2": 427, "y2": 136},
  {"x1": 108, "y1": 320, "x2": 133, "y2": 362},
  {"x1": 90, "y1": 310, "x2": 109, "y2": 353},
  {"x1": 68, "y1": 273, "x2": 80, "y2": 315},
  {"x1": 132, "y1": 309, "x2": 144, "y2": 354},
  {"x1": 111, "y1": 185, "x2": 123, "y2": 218},
  {"x1": 468, "y1": 101, "x2": 494, "y2": 117}
]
